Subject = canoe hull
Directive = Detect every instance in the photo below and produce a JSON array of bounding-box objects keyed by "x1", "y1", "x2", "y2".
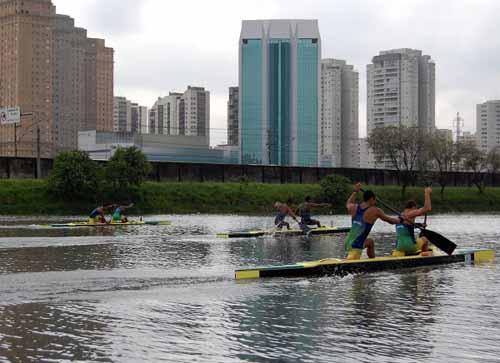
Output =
[
  {"x1": 235, "y1": 248, "x2": 496, "y2": 280},
  {"x1": 51, "y1": 220, "x2": 171, "y2": 228},
  {"x1": 218, "y1": 226, "x2": 351, "y2": 239}
]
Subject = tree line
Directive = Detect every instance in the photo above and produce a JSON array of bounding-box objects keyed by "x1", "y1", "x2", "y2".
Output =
[{"x1": 367, "y1": 126, "x2": 500, "y2": 195}]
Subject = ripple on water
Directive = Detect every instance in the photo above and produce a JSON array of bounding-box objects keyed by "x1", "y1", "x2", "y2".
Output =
[{"x1": 0, "y1": 214, "x2": 499, "y2": 362}]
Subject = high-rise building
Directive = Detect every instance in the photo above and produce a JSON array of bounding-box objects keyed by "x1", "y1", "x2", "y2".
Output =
[
  {"x1": 179, "y1": 86, "x2": 210, "y2": 143},
  {"x1": 113, "y1": 97, "x2": 131, "y2": 132},
  {"x1": 131, "y1": 104, "x2": 148, "y2": 134},
  {"x1": 320, "y1": 59, "x2": 359, "y2": 168},
  {"x1": 367, "y1": 48, "x2": 435, "y2": 135},
  {"x1": 113, "y1": 97, "x2": 148, "y2": 133},
  {"x1": 477, "y1": 100, "x2": 500, "y2": 152},
  {"x1": 149, "y1": 93, "x2": 183, "y2": 135},
  {"x1": 149, "y1": 87, "x2": 209, "y2": 145},
  {"x1": 239, "y1": 19, "x2": 321, "y2": 167},
  {"x1": 227, "y1": 87, "x2": 239, "y2": 146},
  {"x1": 53, "y1": 15, "x2": 87, "y2": 153},
  {"x1": 0, "y1": 0, "x2": 114, "y2": 157},
  {"x1": 0, "y1": 0, "x2": 56, "y2": 158},
  {"x1": 84, "y1": 38, "x2": 114, "y2": 132}
]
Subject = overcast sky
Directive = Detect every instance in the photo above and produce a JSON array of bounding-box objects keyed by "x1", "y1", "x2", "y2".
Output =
[{"x1": 53, "y1": 0, "x2": 500, "y2": 145}]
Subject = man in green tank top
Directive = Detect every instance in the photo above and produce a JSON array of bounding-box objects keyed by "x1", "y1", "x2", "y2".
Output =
[{"x1": 393, "y1": 187, "x2": 433, "y2": 256}]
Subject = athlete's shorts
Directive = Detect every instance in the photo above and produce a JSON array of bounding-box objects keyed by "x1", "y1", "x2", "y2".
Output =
[
  {"x1": 88, "y1": 217, "x2": 98, "y2": 224},
  {"x1": 393, "y1": 238, "x2": 426, "y2": 256}
]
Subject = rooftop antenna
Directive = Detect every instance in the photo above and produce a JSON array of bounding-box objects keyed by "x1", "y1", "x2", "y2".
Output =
[{"x1": 453, "y1": 112, "x2": 464, "y2": 143}]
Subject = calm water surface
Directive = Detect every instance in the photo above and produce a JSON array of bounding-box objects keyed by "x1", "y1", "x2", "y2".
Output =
[{"x1": 0, "y1": 214, "x2": 499, "y2": 362}]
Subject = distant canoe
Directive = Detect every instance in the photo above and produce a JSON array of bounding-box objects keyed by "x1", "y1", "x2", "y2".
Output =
[
  {"x1": 217, "y1": 226, "x2": 351, "y2": 239},
  {"x1": 51, "y1": 220, "x2": 171, "y2": 228}
]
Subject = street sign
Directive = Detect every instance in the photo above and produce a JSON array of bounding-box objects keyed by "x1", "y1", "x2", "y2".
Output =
[{"x1": 0, "y1": 107, "x2": 21, "y2": 125}]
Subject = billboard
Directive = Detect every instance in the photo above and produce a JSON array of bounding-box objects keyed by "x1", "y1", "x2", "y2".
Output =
[{"x1": 0, "y1": 107, "x2": 21, "y2": 125}]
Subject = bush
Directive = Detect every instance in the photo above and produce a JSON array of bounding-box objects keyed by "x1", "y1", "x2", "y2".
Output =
[
  {"x1": 104, "y1": 147, "x2": 152, "y2": 200},
  {"x1": 319, "y1": 174, "x2": 351, "y2": 206},
  {"x1": 48, "y1": 151, "x2": 102, "y2": 201}
]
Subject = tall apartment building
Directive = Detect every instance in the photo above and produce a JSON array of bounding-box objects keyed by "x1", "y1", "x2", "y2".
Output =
[
  {"x1": 227, "y1": 87, "x2": 239, "y2": 146},
  {"x1": 114, "y1": 97, "x2": 147, "y2": 133},
  {"x1": 0, "y1": 0, "x2": 55, "y2": 157},
  {"x1": 149, "y1": 87, "x2": 210, "y2": 145},
  {"x1": 53, "y1": 15, "x2": 87, "y2": 153},
  {"x1": 239, "y1": 19, "x2": 321, "y2": 167},
  {"x1": 0, "y1": 0, "x2": 114, "y2": 157},
  {"x1": 113, "y1": 97, "x2": 131, "y2": 132},
  {"x1": 179, "y1": 86, "x2": 210, "y2": 142},
  {"x1": 84, "y1": 38, "x2": 114, "y2": 132},
  {"x1": 131, "y1": 104, "x2": 148, "y2": 134},
  {"x1": 367, "y1": 48, "x2": 435, "y2": 135},
  {"x1": 149, "y1": 93, "x2": 183, "y2": 135},
  {"x1": 320, "y1": 59, "x2": 359, "y2": 168},
  {"x1": 477, "y1": 100, "x2": 500, "y2": 152}
]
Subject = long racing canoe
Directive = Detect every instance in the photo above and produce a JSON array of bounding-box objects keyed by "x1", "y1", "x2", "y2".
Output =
[
  {"x1": 51, "y1": 220, "x2": 171, "y2": 228},
  {"x1": 217, "y1": 226, "x2": 351, "y2": 239},
  {"x1": 235, "y1": 248, "x2": 495, "y2": 280}
]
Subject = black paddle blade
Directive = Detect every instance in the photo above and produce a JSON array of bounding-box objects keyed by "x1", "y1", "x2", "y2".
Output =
[{"x1": 420, "y1": 229, "x2": 457, "y2": 256}]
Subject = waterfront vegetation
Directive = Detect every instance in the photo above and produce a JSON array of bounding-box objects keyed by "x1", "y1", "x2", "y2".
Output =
[{"x1": 3, "y1": 179, "x2": 500, "y2": 216}]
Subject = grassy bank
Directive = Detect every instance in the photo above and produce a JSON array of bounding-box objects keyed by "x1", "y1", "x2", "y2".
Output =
[{"x1": 1, "y1": 179, "x2": 500, "y2": 215}]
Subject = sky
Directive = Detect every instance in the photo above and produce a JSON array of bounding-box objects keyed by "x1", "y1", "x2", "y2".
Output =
[{"x1": 53, "y1": 0, "x2": 500, "y2": 146}]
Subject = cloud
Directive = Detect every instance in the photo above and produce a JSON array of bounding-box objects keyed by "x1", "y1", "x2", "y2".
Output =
[{"x1": 53, "y1": 0, "x2": 500, "y2": 143}]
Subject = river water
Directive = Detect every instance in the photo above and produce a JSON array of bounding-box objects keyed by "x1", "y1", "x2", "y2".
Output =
[{"x1": 0, "y1": 214, "x2": 498, "y2": 363}]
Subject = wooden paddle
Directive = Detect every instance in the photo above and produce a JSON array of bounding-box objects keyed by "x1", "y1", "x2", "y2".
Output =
[{"x1": 361, "y1": 189, "x2": 457, "y2": 255}]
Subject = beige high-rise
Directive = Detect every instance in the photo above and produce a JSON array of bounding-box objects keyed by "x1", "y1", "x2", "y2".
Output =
[
  {"x1": 85, "y1": 38, "x2": 113, "y2": 132},
  {"x1": 53, "y1": 14, "x2": 87, "y2": 153},
  {"x1": 0, "y1": 0, "x2": 55, "y2": 158},
  {"x1": 0, "y1": 0, "x2": 114, "y2": 158}
]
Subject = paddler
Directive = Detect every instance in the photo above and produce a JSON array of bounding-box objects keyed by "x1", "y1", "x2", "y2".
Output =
[
  {"x1": 274, "y1": 200, "x2": 299, "y2": 230},
  {"x1": 88, "y1": 205, "x2": 115, "y2": 224},
  {"x1": 393, "y1": 187, "x2": 432, "y2": 257},
  {"x1": 344, "y1": 183, "x2": 403, "y2": 260},
  {"x1": 111, "y1": 203, "x2": 134, "y2": 223},
  {"x1": 297, "y1": 196, "x2": 331, "y2": 228}
]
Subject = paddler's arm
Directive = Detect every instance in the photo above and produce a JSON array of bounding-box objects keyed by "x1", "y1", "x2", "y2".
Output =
[
  {"x1": 405, "y1": 187, "x2": 432, "y2": 219},
  {"x1": 377, "y1": 208, "x2": 403, "y2": 225},
  {"x1": 287, "y1": 207, "x2": 299, "y2": 221},
  {"x1": 346, "y1": 183, "x2": 361, "y2": 214},
  {"x1": 309, "y1": 202, "x2": 331, "y2": 208}
]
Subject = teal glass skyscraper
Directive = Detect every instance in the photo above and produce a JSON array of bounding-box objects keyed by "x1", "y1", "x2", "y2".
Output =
[{"x1": 239, "y1": 20, "x2": 321, "y2": 167}]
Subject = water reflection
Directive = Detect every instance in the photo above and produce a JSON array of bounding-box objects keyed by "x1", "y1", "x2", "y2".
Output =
[
  {"x1": 0, "y1": 302, "x2": 112, "y2": 362},
  {"x1": 0, "y1": 214, "x2": 498, "y2": 362}
]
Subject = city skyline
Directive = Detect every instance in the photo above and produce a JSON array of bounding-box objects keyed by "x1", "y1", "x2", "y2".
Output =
[{"x1": 53, "y1": 0, "x2": 500, "y2": 146}]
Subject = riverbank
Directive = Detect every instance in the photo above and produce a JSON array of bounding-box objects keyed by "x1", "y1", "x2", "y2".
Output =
[{"x1": 1, "y1": 179, "x2": 500, "y2": 215}]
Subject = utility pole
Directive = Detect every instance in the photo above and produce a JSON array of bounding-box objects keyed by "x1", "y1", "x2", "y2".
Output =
[
  {"x1": 36, "y1": 126, "x2": 41, "y2": 179},
  {"x1": 14, "y1": 123, "x2": 17, "y2": 157}
]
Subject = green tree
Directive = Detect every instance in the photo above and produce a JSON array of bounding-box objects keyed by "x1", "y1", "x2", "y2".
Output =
[
  {"x1": 428, "y1": 131, "x2": 458, "y2": 197},
  {"x1": 367, "y1": 125, "x2": 430, "y2": 196},
  {"x1": 319, "y1": 174, "x2": 351, "y2": 207},
  {"x1": 459, "y1": 141, "x2": 488, "y2": 193},
  {"x1": 48, "y1": 150, "x2": 102, "y2": 200},
  {"x1": 105, "y1": 147, "x2": 152, "y2": 197}
]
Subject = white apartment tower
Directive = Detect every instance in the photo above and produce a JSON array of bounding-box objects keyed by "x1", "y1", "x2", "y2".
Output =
[
  {"x1": 149, "y1": 93, "x2": 183, "y2": 135},
  {"x1": 178, "y1": 86, "x2": 210, "y2": 144},
  {"x1": 320, "y1": 59, "x2": 359, "y2": 168},
  {"x1": 113, "y1": 96, "x2": 131, "y2": 132},
  {"x1": 367, "y1": 48, "x2": 435, "y2": 135},
  {"x1": 113, "y1": 97, "x2": 147, "y2": 133},
  {"x1": 477, "y1": 100, "x2": 500, "y2": 152},
  {"x1": 149, "y1": 86, "x2": 210, "y2": 145}
]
